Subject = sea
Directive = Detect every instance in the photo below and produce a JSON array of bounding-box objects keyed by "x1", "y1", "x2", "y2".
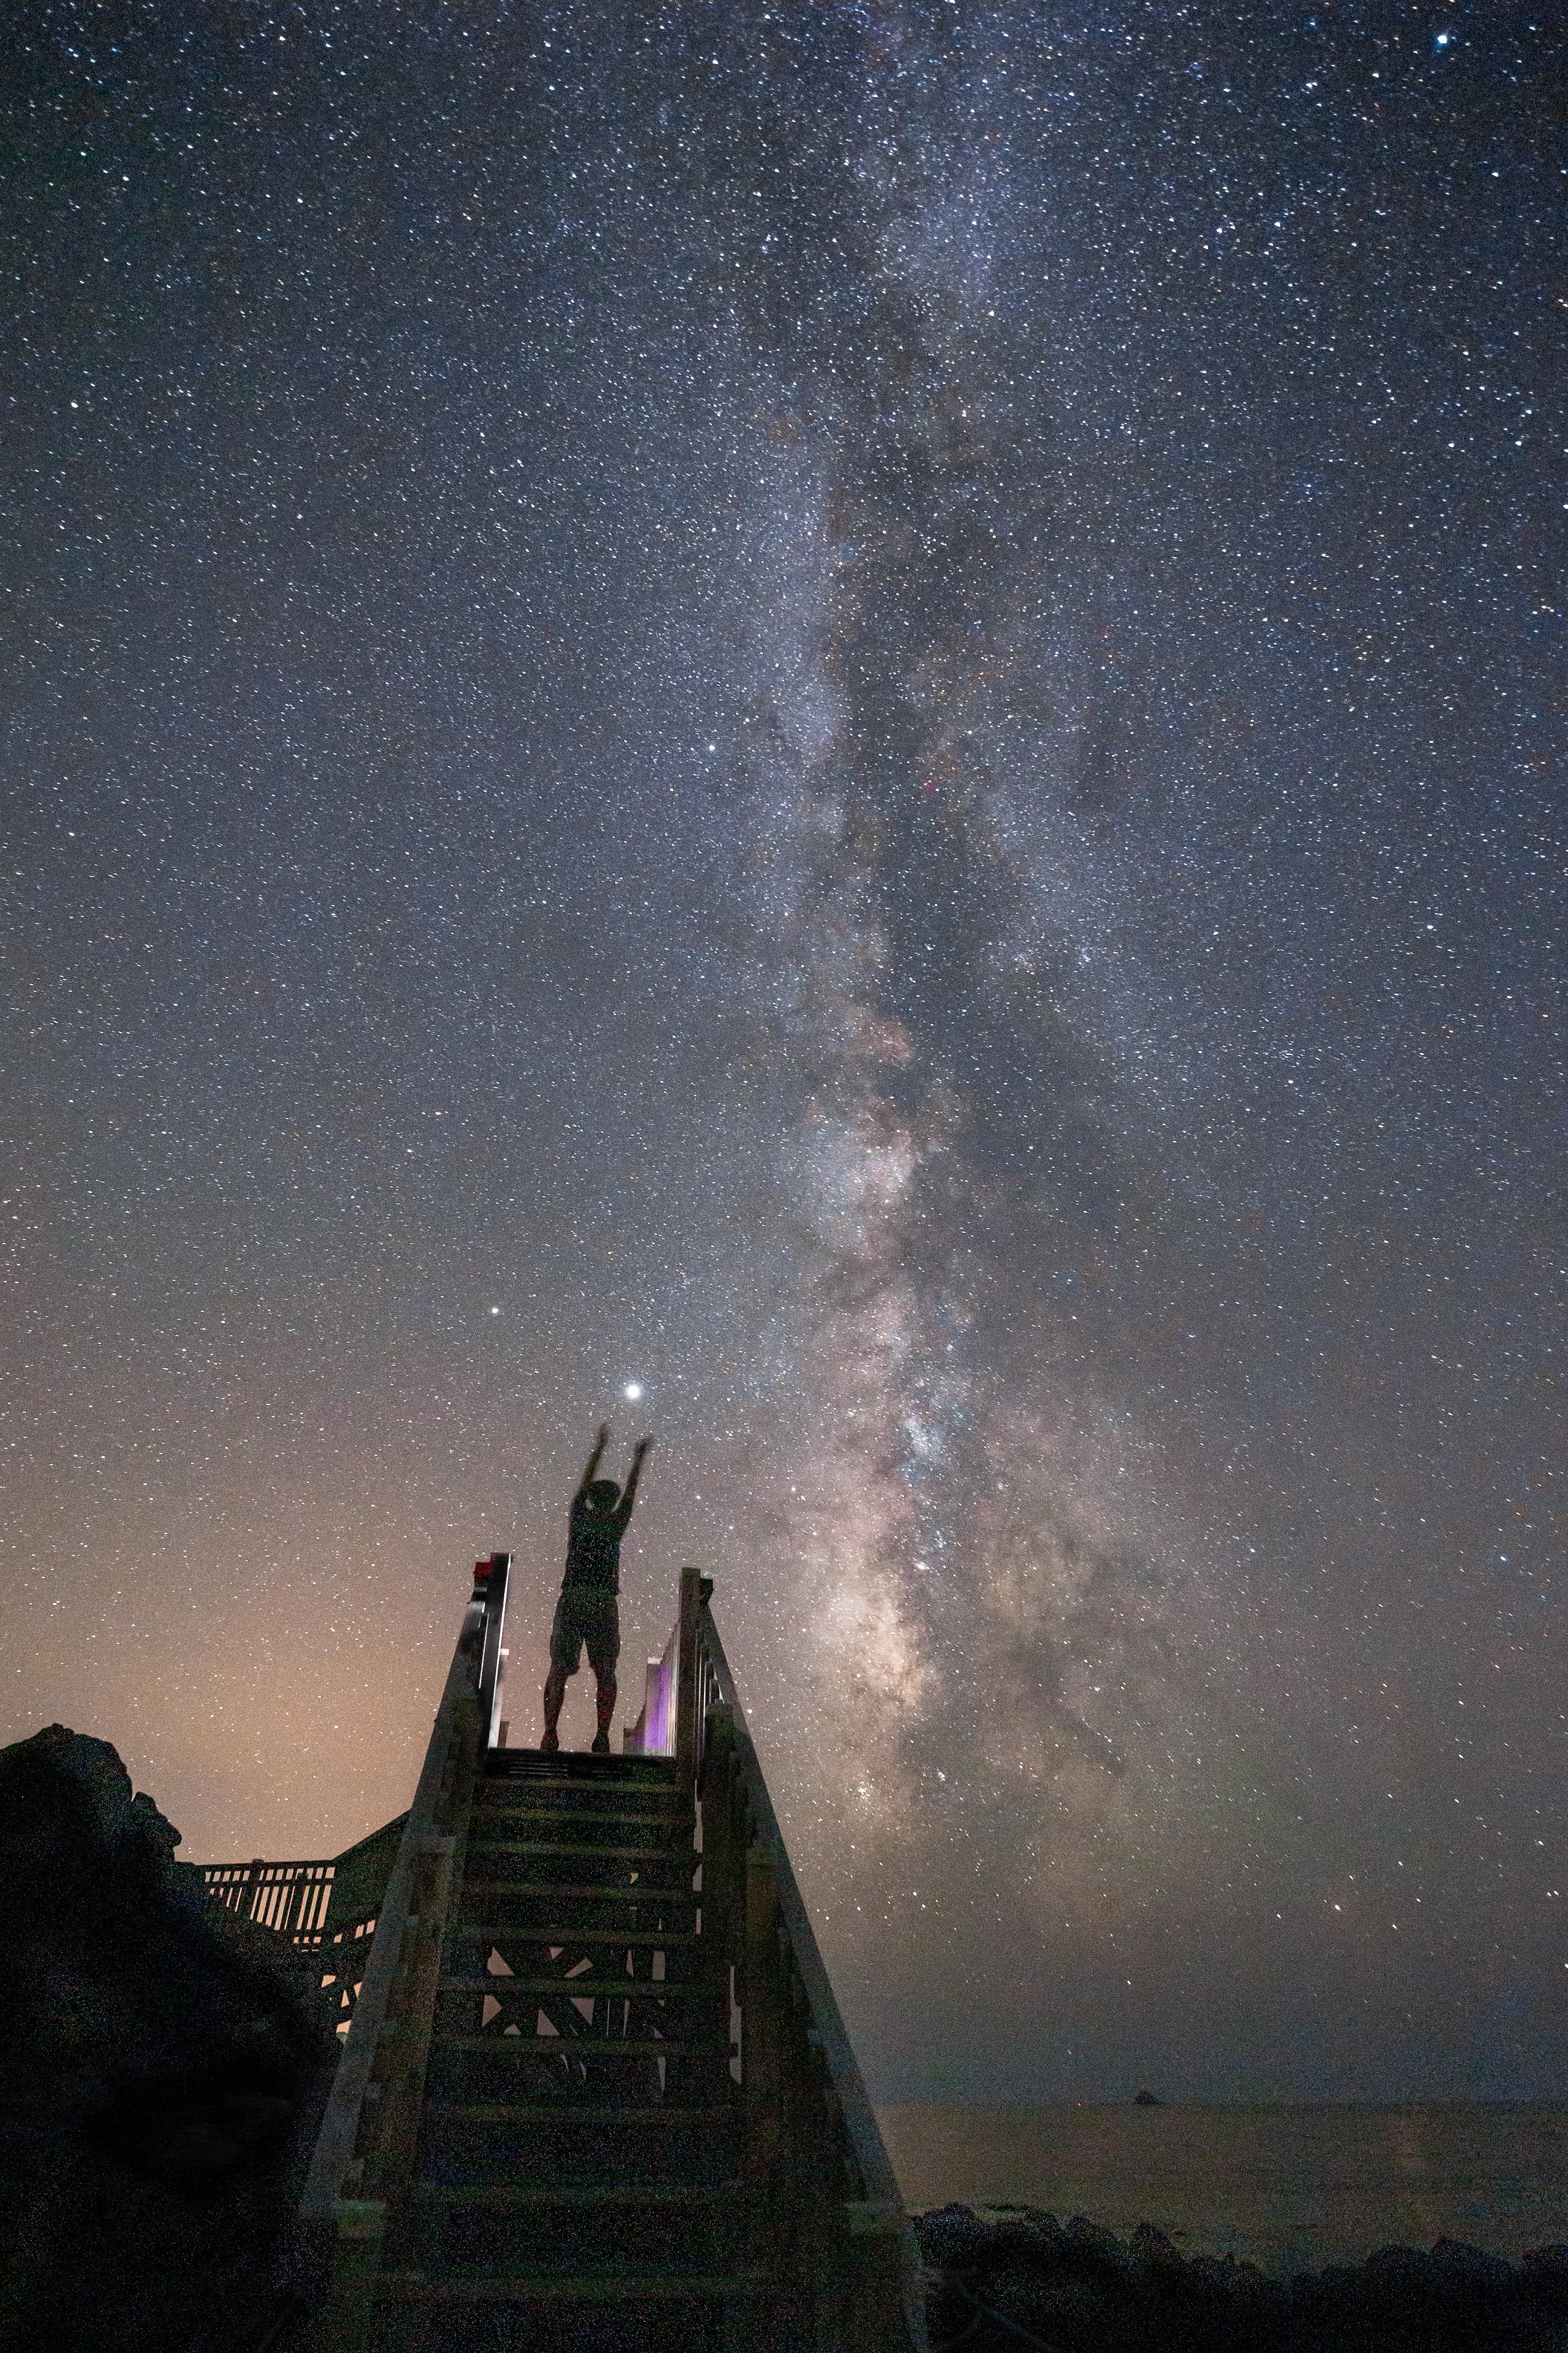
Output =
[{"x1": 874, "y1": 2105, "x2": 1568, "y2": 2275}]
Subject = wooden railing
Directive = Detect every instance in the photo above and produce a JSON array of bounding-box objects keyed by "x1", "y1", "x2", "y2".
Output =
[
  {"x1": 299, "y1": 1548, "x2": 509, "y2": 2319},
  {"x1": 637, "y1": 1566, "x2": 928, "y2": 2350},
  {"x1": 203, "y1": 1855, "x2": 337, "y2": 1939},
  {"x1": 199, "y1": 1855, "x2": 385, "y2": 2040}
]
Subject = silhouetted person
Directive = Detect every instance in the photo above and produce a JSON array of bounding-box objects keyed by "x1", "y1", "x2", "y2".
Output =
[{"x1": 541, "y1": 1423, "x2": 652, "y2": 1755}]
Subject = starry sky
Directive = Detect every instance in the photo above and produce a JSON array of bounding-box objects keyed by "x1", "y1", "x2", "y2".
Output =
[{"x1": 4, "y1": 2, "x2": 1565, "y2": 2103}]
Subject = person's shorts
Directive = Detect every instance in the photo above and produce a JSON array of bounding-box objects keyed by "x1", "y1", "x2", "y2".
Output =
[{"x1": 549, "y1": 1589, "x2": 620, "y2": 1677}]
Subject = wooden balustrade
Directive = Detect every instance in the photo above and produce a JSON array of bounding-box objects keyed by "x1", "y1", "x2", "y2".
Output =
[
  {"x1": 617, "y1": 1560, "x2": 924, "y2": 2343},
  {"x1": 687, "y1": 1583, "x2": 927, "y2": 2352},
  {"x1": 202, "y1": 1855, "x2": 337, "y2": 1939},
  {"x1": 299, "y1": 1553, "x2": 505, "y2": 2350},
  {"x1": 198, "y1": 1849, "x2": 393, "y2": 2036}
]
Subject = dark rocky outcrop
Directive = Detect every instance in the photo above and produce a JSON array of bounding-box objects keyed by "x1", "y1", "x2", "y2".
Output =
[
  {"x1": 0, "y1": 1726, "x2": 334, "y2": 2353},
  {"x1": 918, "y1": 2204, "x2": 1568, "y2": 2352}
]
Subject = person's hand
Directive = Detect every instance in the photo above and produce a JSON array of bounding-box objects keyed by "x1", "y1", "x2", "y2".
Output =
[
  {"x1": 635, "y1": 1434, "x2": 654, "y2": 1457},
  {"x1": 596, "y1": 1422, "x2": 611, "y2": 1447}
]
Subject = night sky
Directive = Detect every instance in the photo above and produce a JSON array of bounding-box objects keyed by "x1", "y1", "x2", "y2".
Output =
[{"x1": 5, "y1": 3, "x2": 1565, "y2": 2105}]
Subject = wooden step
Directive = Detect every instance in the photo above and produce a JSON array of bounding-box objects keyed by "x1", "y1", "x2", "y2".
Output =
[
  {"x1": 402, "y1": 2182, "x2": 740, "y2": 2252},
  {"x1": 453, "y1": 1924, "x2": 699, "y2": 1948},
  {"x1": 468, "y1": 1819, "x2": 692, "y2": 1851},
  {"x1": 462, "y1": 1860, "x2": 694, "y2": 1895},
  {"x1": 474, "y1": 1785, "x2": 688, "y2": 1811},
  {"x1": 456, "y1": 1881, "x2": 698, "y2": 1910},
  {"x1": 452, "y1": 1935, "x2": 702, "y2": 1983},
  {"x1": 380, "y1": 2266, "x2": 774, "y2": 2301},
  {"x1": 491, "y1": 1800, "x2": 683, "y2": 1817},
  {"x1": 396, "y1": 2183, "x2": 741, "y2": 2280},
  {"x1": 433, "y1": 2034, "x2": 723, "y2": 2057},
  {"x1": 483, "y1": 1751, "x2": 678, "y2": 1787},
  {"x1": 421, "y1": 2042, "x2": 732, "y2": 2110},
  {"x1": 462, "y1": 1872, "x2": 694, "y2": 1907},
  {"x1": 465, "y1": 1837, "x2": 690, "y2": 1862},
  {"x1": 417, "y1": 2098, "x2": 740, "y2": 2179},
  {"x1": 372, "y1": 2278, "x2": 775, "y2": 2353},
  {"x1": 419, "y1": 2118, "x2": 730, "y2": 2136},
  {"x1": 439, "y1": 1975, "x2": 705, "y2": 1998},
  {"x1": 374, "y1": 2261, "x2": 779, "y2": 2353},
  {"x1": 463, "y1": 1797, "x2": 682, "y2": 1835},
  {"x1": 454, "y1": 1882, "x2": 692, "y2": 1901},
  {"x1": 410, "y1": 2183, "x2": 736, "y2": 2208},
  {"x1": 434, "y1": 1988, "x2": 710, "y2": 2040},
  {"x1": 478, "y1": 1795, "x2": 684, "y2": 1816}
]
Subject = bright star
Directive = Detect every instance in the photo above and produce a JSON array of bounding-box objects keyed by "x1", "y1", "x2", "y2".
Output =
[{"x1": 623, "y1": 1381, "x2": 643, "y2": 1401}]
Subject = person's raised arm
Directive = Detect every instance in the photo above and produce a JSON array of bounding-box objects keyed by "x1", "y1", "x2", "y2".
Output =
[
  {"x1": 576, "y1": 1423, "x2": 610, "y2": 1497},
  {"x1": 617, "y1": 1434, "x2": 653, "y2": 1525}
]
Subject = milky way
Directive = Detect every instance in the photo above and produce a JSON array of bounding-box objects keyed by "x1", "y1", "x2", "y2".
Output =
[{"x1": 4, "y1": 4, "x2": 1565, "y2": 2100}]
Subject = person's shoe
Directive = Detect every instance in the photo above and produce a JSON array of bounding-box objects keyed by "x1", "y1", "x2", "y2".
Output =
[
  {"x1": 591, "y1": 1731, "x2": 611, "y2": 1756},
  {"x1": 539, "y1": 1729, "x2": 559, "y2": 1754}
]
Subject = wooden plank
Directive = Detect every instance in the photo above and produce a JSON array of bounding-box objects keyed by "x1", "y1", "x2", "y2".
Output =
[
  {"x1": 378, "y1": 2269, "x2": 777, "y2": 2304},
  {"x1": 438, "y1": 1975, "x2": 703, "y2": 1995},
  {"x1": 451, "y1": 1924, "x2": 699, "y2": 1945},
  {"x1": 408, "y1": 2182, "x2": 737, "y2": 2207},
  {"x1": 431, "y1": 2034, "x2": 724, "y2": 2056}
]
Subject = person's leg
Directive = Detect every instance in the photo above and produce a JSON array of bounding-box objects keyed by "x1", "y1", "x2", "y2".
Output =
[
  {"x1": 543, "y1": 1594, "x2": 579, "y2": 1750},
  {"x1": 587, "y1": 1599, "x2": 621, "y2": 1754}
]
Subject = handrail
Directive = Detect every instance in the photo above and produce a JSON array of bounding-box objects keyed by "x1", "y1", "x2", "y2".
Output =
[
  {"x1": 691, "y1": 1597, "x2": 906, "y2": 2219},
  {"x1": 300, "y1": 1552, "x2": 505, "y2": 2224},
  {"x1": 629, "y1": 1566, "x2": 928, "y2": 2345},
  {"x1": 199, "y1": 1812, "x2": 408, "y2": 1951},
  {"x1": 627, "y1": 1565, "x2": 907, "y2": 2218}
]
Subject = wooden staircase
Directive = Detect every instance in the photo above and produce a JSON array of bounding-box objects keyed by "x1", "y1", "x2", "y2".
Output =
[
  {"x1": 300, "y1": 1561, "x2": 925, "y2": 2352},
  {"x1": 391, "y1": 1749, "x2": 762, "y2": 2347}
]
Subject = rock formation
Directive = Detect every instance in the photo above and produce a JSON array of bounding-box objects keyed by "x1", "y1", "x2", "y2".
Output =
[
  {"x1": 0, "y1": 1726, "x2": 333, "y2": 2353},
  {"x1": 916, "y1": 2204, "x2": 1568, "y2": 2352}
]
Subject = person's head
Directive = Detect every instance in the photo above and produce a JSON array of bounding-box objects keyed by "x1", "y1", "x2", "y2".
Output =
[{"x1": 586, "y1": 1478, "x2": 621, "y2": 1514}]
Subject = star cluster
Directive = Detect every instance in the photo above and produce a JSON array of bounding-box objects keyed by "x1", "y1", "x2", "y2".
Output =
[{"x1": 3, "y1": 3, "x2": 1564, "y2": 2101}]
